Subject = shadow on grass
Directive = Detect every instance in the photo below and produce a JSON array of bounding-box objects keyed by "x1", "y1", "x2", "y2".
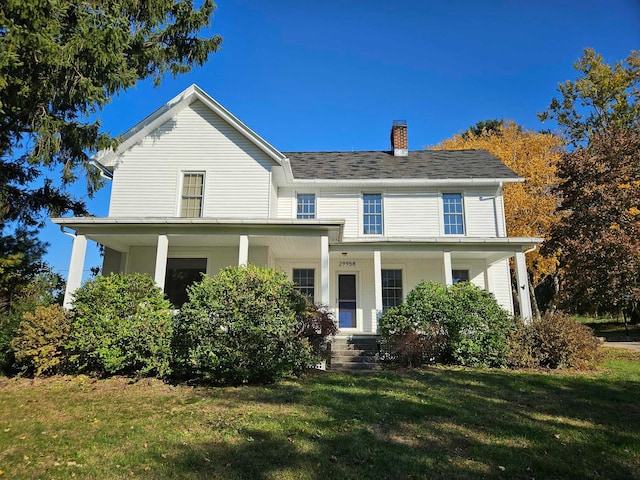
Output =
[{"x1": 145, "y1": 366, "x2": 640, "y2": 480}]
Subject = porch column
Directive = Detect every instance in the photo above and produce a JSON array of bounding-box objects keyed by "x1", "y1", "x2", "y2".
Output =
[
  {"x1": 514, "y1": 251, "x2": 533, "y2": 323},
  {"x1": 238, "y1": 235, "x2": 249, "y2": 266},
  {"x1": 443, "y1": 251, "x2": 453, "y2": 286},
  {"x1": 63, "y1": 234, "x2": 87, "y2": 309},
  {"x1": 484, "y1": 259, "x2": 491, "y2": 292},
  {"x1": 154, "y1": 234, "x2": 169, "y2": 290},
  {"x1": 373, "y1": 250, "x2": 382, "y2": 319},
  {"x1": 320, "y1": 235, "x2": 329, "y2": 305}
]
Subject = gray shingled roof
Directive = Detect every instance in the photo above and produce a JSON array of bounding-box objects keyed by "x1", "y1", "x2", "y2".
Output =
[{"x1": 283, "y1": 150, "x2": 519, "y2": 180}]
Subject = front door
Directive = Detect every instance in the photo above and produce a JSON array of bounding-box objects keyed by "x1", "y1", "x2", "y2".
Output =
[{"x1": 338, "y1": 274, "x2": 357, "y2": 329}]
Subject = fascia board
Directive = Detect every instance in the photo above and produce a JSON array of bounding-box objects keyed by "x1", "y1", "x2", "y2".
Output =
[{"x1": 283, "y1": 177, "x2": 524, "y2": 187}]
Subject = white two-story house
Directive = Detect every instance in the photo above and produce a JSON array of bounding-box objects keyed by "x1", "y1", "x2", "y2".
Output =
[{"x1": 53, "y1": 85, "x2": 541, "y2": 333}]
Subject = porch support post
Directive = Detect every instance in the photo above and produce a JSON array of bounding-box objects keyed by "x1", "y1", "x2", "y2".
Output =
[
  {"x1": 373, "y1": 250, "x2": 382, "y2": 322},
  {"x1": 63, "y1": 234, "x2": 87, "y2": 309},
  {"x1": 238, "y1": 235, "x2": 249, "y2": 266},
  {"x1": 514, "y1": 251, "x2": 533, "y2": 323},
  {"x1": 443, "y1": 251, "x2": 453, "y2": 286},
  {"x1": 484, "y1": 259, "x2": 491, "y2": 292},
  {"x1": 320, "y1": 235, "x2": 329, "y2": 305},
  {"x1": 154, "y1": 234, "x2": 169, "y2": 290}
]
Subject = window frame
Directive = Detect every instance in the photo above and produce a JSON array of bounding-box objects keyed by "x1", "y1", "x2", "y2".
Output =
[
  {"x1": 296, "y1": 193, "x2": 316, "y2": 219},
  {"x1": 381, "y1": 269, "x2": 403, "y2": 311},
  {"x1": 362, "y1": 193, "x2": 383, "y2": 235},
  {"x1": 442, "y1": 192, "x2": 465, "y2": 235},
  {"x1": 292, "y1": 267, "x2": 316, "y2": 301},
  {"x1": 180, "y1": 172, "x2": 205, "y2": 218},
  {"x1": 452, "y1": 269, "x2": 470, "y2": 284}
]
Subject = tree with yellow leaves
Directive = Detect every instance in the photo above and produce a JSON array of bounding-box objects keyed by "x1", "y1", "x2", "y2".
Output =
[{"x1": 434, "y1": 120, "x2": 565, "y2": 317}]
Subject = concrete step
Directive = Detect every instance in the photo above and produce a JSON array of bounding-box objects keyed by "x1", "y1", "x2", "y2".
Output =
[
  {"x1": 331, "y1": 361, "x2": 380, "y2": 371},
  {"x1": 331, "y1": 355, "x2": 377, "y2": 364},
  {"x1": 329, "y1": 336, "x2": 381, "y2": 371}
]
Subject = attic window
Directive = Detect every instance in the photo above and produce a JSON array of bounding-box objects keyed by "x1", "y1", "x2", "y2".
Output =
[{"x1": 181, "y1": 173, "x2": 204, "y2": 217}]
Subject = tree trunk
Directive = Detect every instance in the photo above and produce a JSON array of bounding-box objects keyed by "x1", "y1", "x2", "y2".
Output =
[{"x1": 529, "y1": 281, "x2": 541, "y2": 320}]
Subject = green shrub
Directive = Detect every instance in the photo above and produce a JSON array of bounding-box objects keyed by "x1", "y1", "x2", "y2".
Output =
[
  {"x1": 10, "y1": 305, "x2": 69, "y2": 376},
  {"x1": 173, "y1": 265, "x2": 316, "y2": 385},
  {"x1": 507, "y1": 311, "x2": 602, "y2": 369},
  {"x1": 379, "y1": 281, "x2": 513, "y2": 367},
  {"x1": 0, "y1": 272, "x2": 64, "y2": 374},
  {"x1": 443, "y1": 282, "x2": 513, "y2": 367},
  {"x1": 68, "y1": 273, "x2": 173, "y2": 377}
]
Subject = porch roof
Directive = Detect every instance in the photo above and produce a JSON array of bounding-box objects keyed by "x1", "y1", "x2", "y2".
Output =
[{"x1": 52, "y1": 217, "x2": 541, "y2": 262}]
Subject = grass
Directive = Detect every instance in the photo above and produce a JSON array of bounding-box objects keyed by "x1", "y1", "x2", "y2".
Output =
[
  {"x1": 0, "y1": 349, "x2": 639, "y2": 479},
  {"x1": 574, "y1": 314, "x2": 640, "y2": 341}
]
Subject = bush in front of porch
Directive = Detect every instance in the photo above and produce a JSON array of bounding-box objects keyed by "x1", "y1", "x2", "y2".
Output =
[
  {"x1": 67, "y1": 273, "x2": 174, "y2": 377},
  {"x1": 173, "y1": 265, "x2": 333, "y2": 385},
  {"x1": 379, "y1": 281, "x2": 512, "y2": 368}
]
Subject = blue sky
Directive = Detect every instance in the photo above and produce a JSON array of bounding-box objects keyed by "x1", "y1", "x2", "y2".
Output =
[{"x1": 42, "y1": 0, "x2": 640, "y2": 278}]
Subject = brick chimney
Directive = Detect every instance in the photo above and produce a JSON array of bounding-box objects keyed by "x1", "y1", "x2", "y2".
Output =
[{"x1": 390, "y1": 120, "x2": 408, "y2": 156}]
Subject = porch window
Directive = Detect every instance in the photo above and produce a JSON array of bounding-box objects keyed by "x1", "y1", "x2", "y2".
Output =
[
  {"x1": 382, "y1": 269, "x2": 403, "y2": 311},
  {"x1": 452, "y1": 269, "x2": 470, "y2": 284},
  {"x1": 296, "y1": 194, "x2": 316, "y2": 219},
  {"x1": 165, "y1": 258, "x2": 207, "y2": 307},
  {"x1": 443, "y1": 193, "x2": 464, "y2": 235},
  {"x1": 180, "y1": 172, "x2": 204, "y2": 217},
  {"x1": 363, "y1": 194, "x2": 383, "y2": 235},
  {"x1": 293, "y1": 268, "x2": 315, "y2": 300}
]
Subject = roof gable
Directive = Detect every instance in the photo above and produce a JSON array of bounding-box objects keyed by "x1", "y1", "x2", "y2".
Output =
[{"x1": 96, "y1": 85, "x2": 286, "y2": 168}]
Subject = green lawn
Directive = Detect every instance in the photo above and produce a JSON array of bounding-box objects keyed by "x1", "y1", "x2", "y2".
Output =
[
  {"x1": 1, "y1": 349, "x2": 639, "y2": 479},
  {"x1": 575, "y1": 314, "x2": 640, "y2": 341}
]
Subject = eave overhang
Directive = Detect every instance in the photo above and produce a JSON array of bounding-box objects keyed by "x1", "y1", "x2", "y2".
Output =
[
  {"x1": 278, "y1": 176, "x2": 523, "y2": 188},
  {"x1": 52, "y1": 217, "x2": 345, "y2": 240}
]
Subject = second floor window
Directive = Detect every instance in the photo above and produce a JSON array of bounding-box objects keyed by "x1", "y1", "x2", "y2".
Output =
[
  {"x1": 443, "y1": 193, "x2": 464, "y2": 235},
  {"x1": 181, "y1": 173, "x2": 204, "y2": 217},
  {"x1": 297, "y1": 193, "x2": 316, "y2": 219},
  {"x1": 363, "y1": 194, "x2": 383, "y2": 235}
]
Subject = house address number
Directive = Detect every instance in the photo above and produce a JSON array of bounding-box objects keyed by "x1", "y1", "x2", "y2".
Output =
[{"x1": 338, "y1": 261, "x2": 356, "y2": 267}]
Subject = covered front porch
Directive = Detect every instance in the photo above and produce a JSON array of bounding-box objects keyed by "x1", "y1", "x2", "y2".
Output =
[{"x1": 53, "y1": 218, "x2": 541, "y2": 331}]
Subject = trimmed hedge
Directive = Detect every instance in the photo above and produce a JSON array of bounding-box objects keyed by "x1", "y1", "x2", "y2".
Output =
[
  {"x1": 173, "y1": 265, "x2": 327, "y2": 385},
  {"x1": 379, "y1": 281, "x2": 513, "y2": 367},
  {"x1": 68, "y1": 273, "x2": 173, "y2": 377}
]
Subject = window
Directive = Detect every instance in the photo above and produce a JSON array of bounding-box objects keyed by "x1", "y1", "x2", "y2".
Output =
[
  {"x1": 363, "y1": 194, "x2": 383, "y2": 235},
  {"x1": 443, "y1": 193, "x2": 464, "y2": 234},
  {"x1": 165, "y1": 258, "x2": 207, "y2": 307},
  {"x1": 452, "y1": 269, "x2": 470, "y2": 284},
  {"x1": 382, "y1": 269, "x2": 403, "y2": 311},
  {"x1": 180, "y1": 173, "x2": 204, "y2": 217},
  {"x1": 296, "y1": 194, "x2": 316, "y2": 219},
  {"x1": 293, "y1": 268, "x2": 315, "y2": 300}
]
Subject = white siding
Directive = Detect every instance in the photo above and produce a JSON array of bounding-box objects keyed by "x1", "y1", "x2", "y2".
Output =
[
  {"x1": 321, "y1": 193, "x2": 359, "y2": 237},
  {"x1": 384, "y1": 193, "x2": 440, "y2": 237},
  {"x1": 487, "y1": 259, "x2": 513, "y2": 313},
  {"x1": 464, "y1": 190, "x2": 500, "y2": 236},
  {"x1": 109, "y1": 100, "x2": 276, "y2": 218},
  {"x1": 126, "y1": 246, "x2": 156, "y2": 277},
  {"x1": 277, "y1": 188, "x2": 294, "y2": 218}
]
